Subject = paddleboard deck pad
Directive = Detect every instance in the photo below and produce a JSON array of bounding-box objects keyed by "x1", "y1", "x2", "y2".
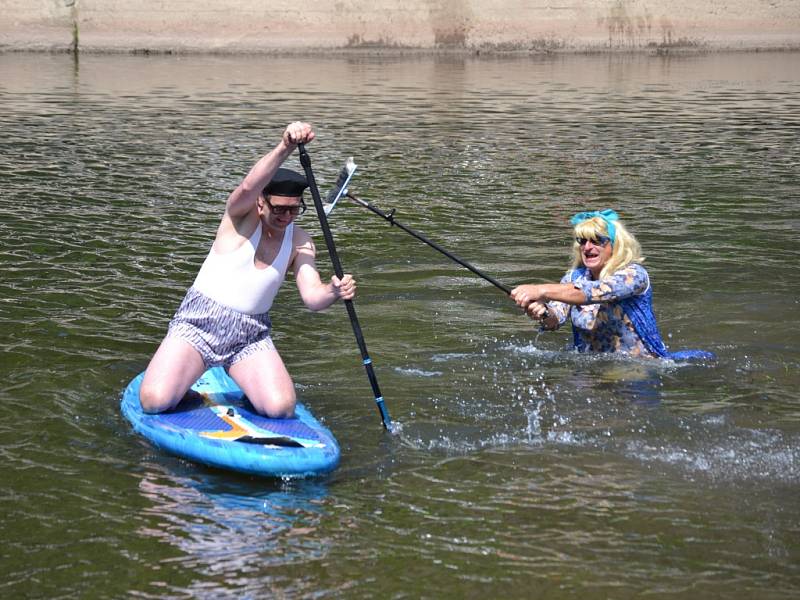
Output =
[{"x1": 121, "y1": 367, "x2": 340, "y2": 477}]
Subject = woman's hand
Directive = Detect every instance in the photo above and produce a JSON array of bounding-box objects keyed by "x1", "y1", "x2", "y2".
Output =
[
  {"x1": 526, "y1": 301, "x2": 549, "y2": 320},
  {"x1": 527, "y1": 301, "x2": 558, "y2": 330},
  {"x1": 510, "y1": 284, "x2": 546, "y2": 309}
]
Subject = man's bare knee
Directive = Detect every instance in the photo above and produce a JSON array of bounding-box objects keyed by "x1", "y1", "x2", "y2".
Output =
[
  {"x1": 256, "y1": 391, "x2": 296, "y2": 419},
  {"x1": 139, "y1": 381, "x2": 178, "y2": 414},
  {"x1": 265, "y1": 406, "x2": 295, "y2": 419}
]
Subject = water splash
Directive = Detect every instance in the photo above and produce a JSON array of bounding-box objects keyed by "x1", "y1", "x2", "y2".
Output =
[{"x1": 394, "y1": 366, "x2": 443, "y2": 377}]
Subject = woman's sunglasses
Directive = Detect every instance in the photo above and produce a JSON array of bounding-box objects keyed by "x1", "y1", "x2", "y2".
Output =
[{"x1": 576, "y1": 236, "x2": 611, "y2": 247}]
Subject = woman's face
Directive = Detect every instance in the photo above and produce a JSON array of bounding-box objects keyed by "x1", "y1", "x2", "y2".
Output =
[{"x1": 576, "y1": 235, "x2": 613, "y2": 276}]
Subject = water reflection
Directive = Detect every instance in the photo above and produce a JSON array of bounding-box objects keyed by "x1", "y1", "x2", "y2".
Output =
[{"x1": 136, "y1": 467, "x2": 331, "y2": 572}]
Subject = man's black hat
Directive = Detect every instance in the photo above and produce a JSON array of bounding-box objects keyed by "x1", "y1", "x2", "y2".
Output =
[{"x1": 263, "y1": 168, "x2": 308, "y2": 198}]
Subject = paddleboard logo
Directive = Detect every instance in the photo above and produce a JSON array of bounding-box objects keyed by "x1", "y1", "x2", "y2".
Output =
[{"x1": 198, "y1": 394, "x2": 325, "y2": 449}]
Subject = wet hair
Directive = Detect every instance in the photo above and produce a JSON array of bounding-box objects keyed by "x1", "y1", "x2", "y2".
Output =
[{"x1": 570, "y1": 215, "x2": 644, "y2": 279}]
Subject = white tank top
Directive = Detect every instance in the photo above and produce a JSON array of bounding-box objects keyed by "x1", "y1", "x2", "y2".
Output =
[{"x1": 193, "y1": 221, "x2": 293, "y2": 315}]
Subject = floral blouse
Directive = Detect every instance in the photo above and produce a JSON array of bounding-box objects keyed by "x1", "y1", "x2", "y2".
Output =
[{"x1": 547, "y1": 264, "x2": 654, "y2": 357}]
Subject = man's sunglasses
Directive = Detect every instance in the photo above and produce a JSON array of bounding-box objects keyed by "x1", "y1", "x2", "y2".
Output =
[{"x1": 266, "y1": 198, "x2": 306, "y2": 216}]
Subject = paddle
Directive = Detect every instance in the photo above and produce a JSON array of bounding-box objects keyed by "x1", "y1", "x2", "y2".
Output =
[
  {"x1": 297, "y1": 144, "x2": 392, "y2": 431},
  {"x1": 323, "y1": 157, "x2": 357, "y2": 216},
  {"x1": 345, "y1": 191, "x2": 512, "y2": 292},
  {"x1": 342, "y1": 188, "x2": 549, "y2": 318}
]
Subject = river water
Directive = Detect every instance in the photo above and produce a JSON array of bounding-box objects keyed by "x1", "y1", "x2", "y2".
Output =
[{"x1": 1, "y1": 51, "x2": 799, "y2": 598}]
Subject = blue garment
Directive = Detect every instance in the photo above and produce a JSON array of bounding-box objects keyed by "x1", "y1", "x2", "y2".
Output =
[{"x1": 567, "y1": 266, "x2": 716, "y2": 361}]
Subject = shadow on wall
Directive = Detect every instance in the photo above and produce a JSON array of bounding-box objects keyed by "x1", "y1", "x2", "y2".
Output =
[
  {"x1": 430, "y1": 0, "x2": 472, "y2": 47},
  {"x1": 598, "y1": 0, "x2": 703, "y2": 48},
  {"x1": 345, "y1": 0, "x2": 473, "y2": 49},
  {"x1": 600, "y1": 0, "x2": 651, "y2": 46}
]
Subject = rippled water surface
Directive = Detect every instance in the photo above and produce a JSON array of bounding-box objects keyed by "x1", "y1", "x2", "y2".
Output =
[{"x1": 2, "y1": 51, "x2": 799, "y2": 598}]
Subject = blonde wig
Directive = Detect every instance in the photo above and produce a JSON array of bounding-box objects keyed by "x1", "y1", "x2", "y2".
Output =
[{"x1": 570, "y1": 215, "x2": 644, "y2": 279}]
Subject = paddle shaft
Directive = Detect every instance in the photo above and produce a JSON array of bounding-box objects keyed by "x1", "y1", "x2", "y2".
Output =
[
  {"x1": 297, "y1": 144, "x2": 392, "y2": 430},
  {"x1": 346, "y1": 192, "x2": 512, "y2": 295}
]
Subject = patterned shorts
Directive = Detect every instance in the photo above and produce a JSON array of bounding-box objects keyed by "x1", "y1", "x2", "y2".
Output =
[{"x1": 166, "y1": 286, "x2": 275, "y2": 368}]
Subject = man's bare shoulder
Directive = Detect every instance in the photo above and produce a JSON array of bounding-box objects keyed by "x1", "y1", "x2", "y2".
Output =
[
  {"x1": 292, "y1": 225, "x2": 315, "y2": 251},
  {"x1": 211, "y1": 210, "x2": 260, "y2": 253}
]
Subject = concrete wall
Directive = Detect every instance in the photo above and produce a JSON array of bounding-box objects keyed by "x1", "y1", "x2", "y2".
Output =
[{"x1": 1, "y1": 0, "x2": 799, "y2": 53}]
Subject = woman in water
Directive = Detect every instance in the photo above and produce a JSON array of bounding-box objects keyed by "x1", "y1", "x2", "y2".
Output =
[{"x1": 510, "y1": 209, "x2": 714, "y2": 361}]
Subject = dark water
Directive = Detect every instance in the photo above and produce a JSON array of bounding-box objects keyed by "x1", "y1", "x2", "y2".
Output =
[{"x1": 1, "y1": 51, "x2": 799, "y2": 598}]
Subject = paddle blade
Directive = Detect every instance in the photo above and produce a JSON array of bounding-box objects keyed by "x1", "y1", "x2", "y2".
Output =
[{"x1": 323, "y1": 157, "x2": 357, "y2": 215}]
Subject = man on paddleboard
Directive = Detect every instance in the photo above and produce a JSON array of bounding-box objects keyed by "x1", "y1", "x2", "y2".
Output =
[
  {"x1": 511, "y1": 210, "x2": 714, "y2": 361},
  {"x1": 139, "y1": 121, "x2": 356, "y2": 417}
]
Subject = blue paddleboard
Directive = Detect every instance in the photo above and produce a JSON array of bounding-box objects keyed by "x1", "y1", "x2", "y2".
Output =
[{"x1": 120, "y1": 367, "x2": 340, "y2": 477}]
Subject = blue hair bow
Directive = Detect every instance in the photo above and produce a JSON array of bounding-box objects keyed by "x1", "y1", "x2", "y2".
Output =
[{"x1": 570, "y1": 209, "x2": 619, "y2": 244}]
